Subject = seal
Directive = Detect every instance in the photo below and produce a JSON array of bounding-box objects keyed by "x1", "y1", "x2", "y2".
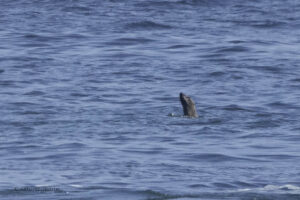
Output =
[{"x1": 180, "y1": 92, "x2": 198, "y2": 117}]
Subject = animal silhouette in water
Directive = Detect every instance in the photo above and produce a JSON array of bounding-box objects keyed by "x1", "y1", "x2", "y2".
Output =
[{"x1": 179, "y1": 93, "x2": 198, "y2": 117}]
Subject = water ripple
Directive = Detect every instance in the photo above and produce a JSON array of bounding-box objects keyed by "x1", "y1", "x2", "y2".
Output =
[
  {"x1": 106, "y1": 37, "x2": 155, "y2": 46},
  {"x1": 125, "y1": 20, "x2": 173, "y2": 30},
  {"x1": 1, "y1": 0, "x2": 300, "y2": 199}
]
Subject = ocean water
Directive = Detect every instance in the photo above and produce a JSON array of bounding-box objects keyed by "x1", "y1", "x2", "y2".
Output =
[{"x1": 1, "y1": 0, "x2": 300, "y2": 199}]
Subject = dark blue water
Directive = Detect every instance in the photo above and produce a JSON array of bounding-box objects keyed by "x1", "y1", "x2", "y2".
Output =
[{"x1": 1, "y1": 0, "x2": 300, "y2": 199}]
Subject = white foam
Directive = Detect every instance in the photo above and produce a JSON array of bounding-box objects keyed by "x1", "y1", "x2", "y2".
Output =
[
  {"x1": 263, "y1": 184, "x2": 300, "y2": 191},
  {"x1": 234, "y1": 184, "x2": 300, "y2": 194},
  {"x1": 70, "y1": 184, "x2": 83, "y2": 188},
  {"x1": 35, "y1": 184, "x2": 51, "y2": 187},
  {"x1": 236, "y1": 188, "x2": 251, "y2": 192}
]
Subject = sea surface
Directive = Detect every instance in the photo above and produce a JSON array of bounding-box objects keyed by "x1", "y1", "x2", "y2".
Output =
[{"x1": 1, "y1": 0, "x2": 300, "y2": 199}]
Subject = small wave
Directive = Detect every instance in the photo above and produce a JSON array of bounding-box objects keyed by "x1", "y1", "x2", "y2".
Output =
[
  {"x1": 0, "y1": 80, "x2": 16, "y2": 87},
  {"x1": 250, "y1": 20, "x2": 287, "y2": 28},
  {"x1": 62, "y1": 6, "x2": 92, "y2": 13},
  {"x1": 135, "y1": 1, "x2": 181, "y2": 8},
  {"x1": 111, "y1": 52, "x2": 138, "y2": 58},
  {"x1": 80, "y1": 185, "x2": 123, "y2": 190},
  {"x1": 216, "y1": 46, "x2": 250, "y2": 53},
  {"x1": 246, "y1": 119, "x2": 281, "y2": 129},
  {"x1": 263, "y1": 184, "x2": 300, "y2": 191},
  {"x1": 247, "y1": 144, "x2": 282, "y2": 150},
  {"x1": 137, "y1": 0, "x2": 227, "y2": 7},
  {"x1": 138, "y1": 187, "x2": 300, "y2": 200},
  {"x1": 17, "y1": 110, "x2": 42, "y2": 115},
  {"x1": 177, "y1": 0, "x2": 227, "y2": 6},
  {"x1": 222, "y1": 104, "x2": 252, "y2": 112},
  {"x1": 189, "y1": 183, "x2": 210, "y2": 188},
  {"x1": 208, "y1": 71, "x2": 226, "y2": 77},
  {"x1": 9, "y1": 101, "x2": 38, "y2": 107},
  {"x1": 232, "y1": 19, "x2": 286, "y2": 29},
  {"x1": 0, "y1": 69, "x2": 4, "y2": 73},
  {"x1": 24, "y1": 90, "x2": 45, "y2": 96},
  {"x1": 254, "y1": 65, "x2": 282, "y2": 73},
  {"x1": 70, "y1": 184, "x2": 84, "y2": 188},
  {"x1": 64, "y1": 33, "x2": 90, "y2": 39},
  {"x1": 245, "y1": 154, "x2": 300, "y2": 160},
  {"x1": 228, "y1": 40, "x2": 245, "y2": 44},
  {"x1": 166, "y1": 44, "x2": 193, "y2": 49},
  {"x1": 169, "y1": 117, "x2": 224, "y2": 126},
  {"x1": 141, "y1": 189, "x2": 198, "y2": 200},
  {"x1": 235, "y1": 184, "x2": 300, "y2": 194},
  {"x1": 213, "y1": 182, "x2": 236, "y2": 189},
  {"x1": 70, "y1": 92, "x2": 89, "y2": 97},
  {"x1": 54, "y1": 142, "x2": 87, "y2": 149},
  {"x1": 181, "y1": 153, "x2": 255, "y2": 162},
  {"x1": 121, "y1": 148, "x2": 165, "y2": 155},
  {"x1": 266, "y1": 101, "x2": 300, "y2": 110},
  {"x1": 23, "y1": 33, "x2": 61, "y2": 43},
  {"x1": 291, "y1": 78, "x2": 300, "y2": 82},
  {"x1": 106, "y1": 37, "x2": 155, "y2": 46},
  {"x1": 125, "y1": 21, "x2": 173, "y2": 30},
  {"x1": 233, "y1": 181, "x2": 257, "y2": 188},
  {"x1": 13, "y1": 153, "x2": 78, "y2": 161}
]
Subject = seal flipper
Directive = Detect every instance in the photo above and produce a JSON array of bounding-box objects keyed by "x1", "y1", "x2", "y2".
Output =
[{"x1": 180, "y1": 93, "x2": 198, "y2": 117}]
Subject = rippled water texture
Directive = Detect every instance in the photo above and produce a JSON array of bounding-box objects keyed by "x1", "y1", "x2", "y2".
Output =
[{"x1": 1, "y1": 0, "x2": 300, "y2": 199}]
